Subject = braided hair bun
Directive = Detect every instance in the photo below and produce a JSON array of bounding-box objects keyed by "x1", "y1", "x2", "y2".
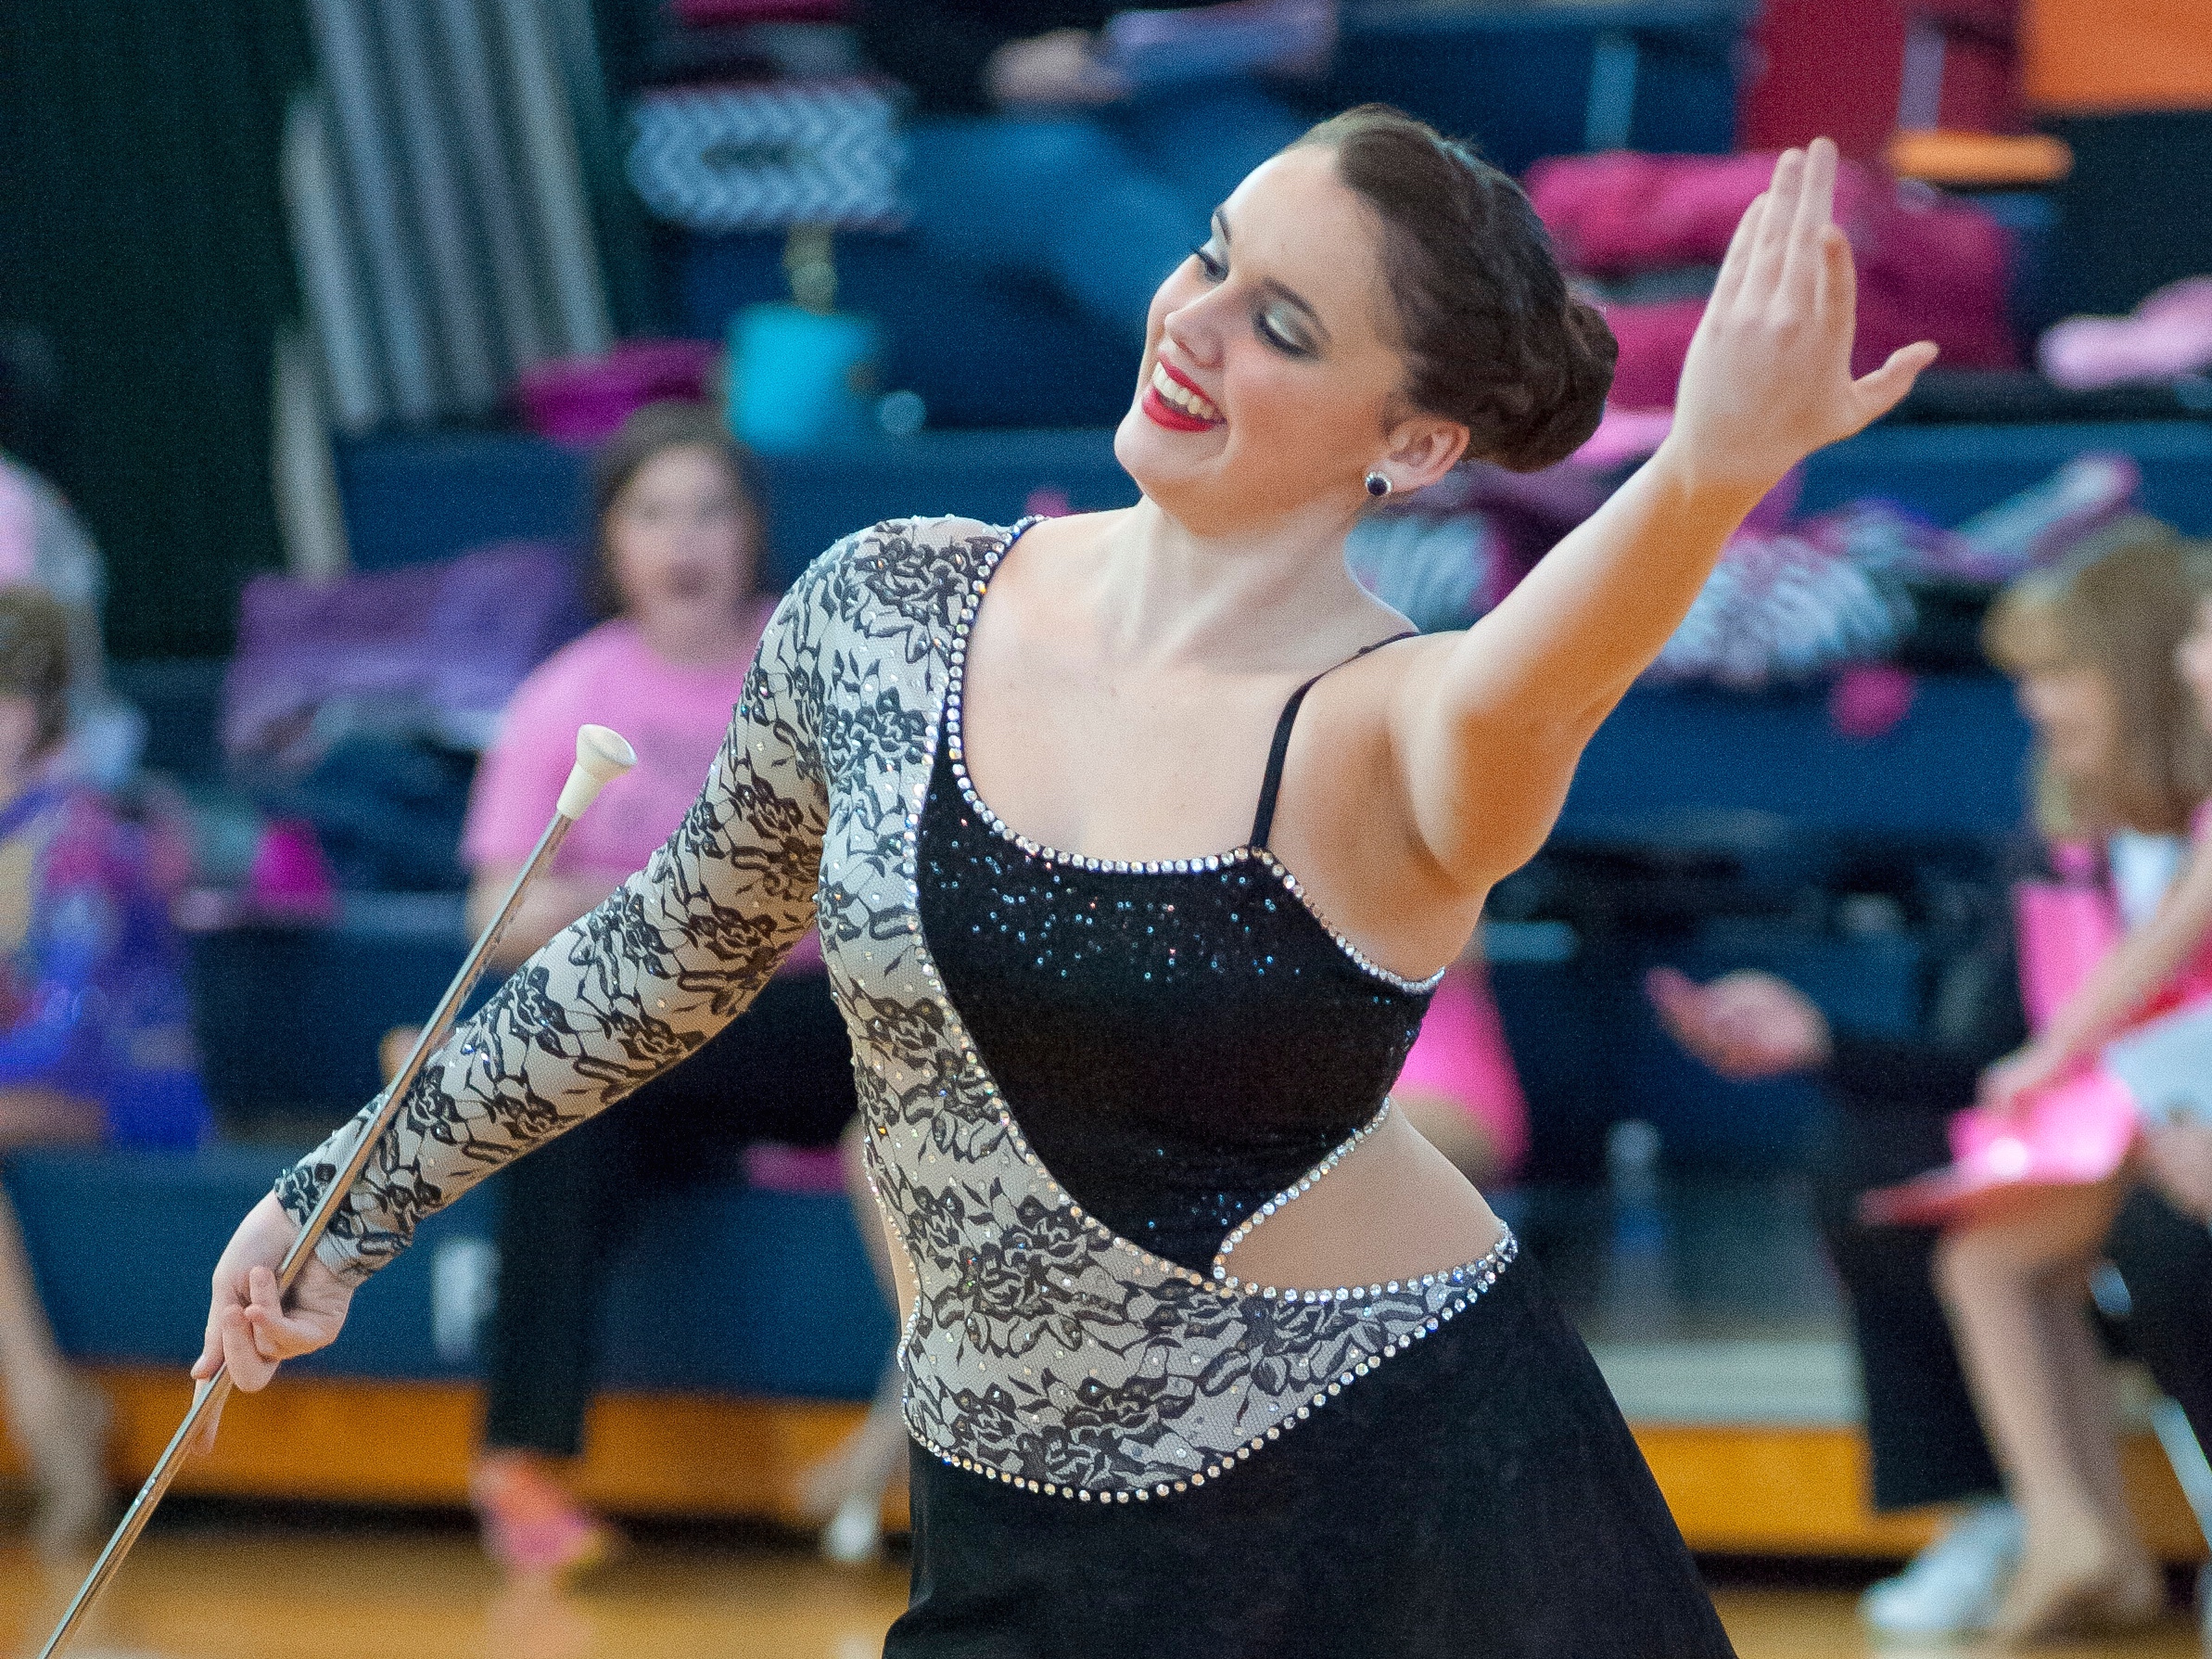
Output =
[{"x1": 1297, "y1": 107, "x2": 1616, "y2": 473}]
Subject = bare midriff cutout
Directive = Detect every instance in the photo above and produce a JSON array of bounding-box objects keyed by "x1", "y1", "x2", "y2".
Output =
[{"x1": 1213, "y1": 1104, "x2": 1504, "y2": 1295}]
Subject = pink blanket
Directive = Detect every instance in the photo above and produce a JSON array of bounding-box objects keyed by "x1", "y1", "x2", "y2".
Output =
[{"x1": 1528, "y1": 151, "x2": 2017, "y2": 408}]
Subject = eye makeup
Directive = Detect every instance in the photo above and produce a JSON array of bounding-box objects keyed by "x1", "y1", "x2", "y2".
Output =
[{"x1": 1202, "y1": 211, "x2": 1328, "y2": 359}]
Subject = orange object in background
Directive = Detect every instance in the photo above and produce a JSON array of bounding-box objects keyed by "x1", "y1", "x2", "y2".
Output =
[
  {"x1": 2022, "y1": 0, "x2": 2212, "y2": 114},
  {"x1": 1887, "y1": 127, "x2": 2073, "y2": 185}
]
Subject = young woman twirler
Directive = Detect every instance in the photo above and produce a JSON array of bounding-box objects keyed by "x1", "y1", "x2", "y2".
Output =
[{"x1": 197, "y1": 111, "x2": 1931, "y2": 1656}]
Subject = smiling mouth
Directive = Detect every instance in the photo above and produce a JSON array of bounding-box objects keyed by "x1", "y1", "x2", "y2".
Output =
[{"x1": 1147, "y1": 360, "x2": 1223, "y2": 427}]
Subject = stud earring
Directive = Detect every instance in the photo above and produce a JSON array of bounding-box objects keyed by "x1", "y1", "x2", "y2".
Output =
[{"x1": 1364, "y1": 471, "x2": 1392, "y2": 499}]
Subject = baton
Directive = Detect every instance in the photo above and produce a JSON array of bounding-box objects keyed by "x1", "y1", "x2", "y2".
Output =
[{"x1": 36, "y1": 723, "x2": 637, "y2": 1658}]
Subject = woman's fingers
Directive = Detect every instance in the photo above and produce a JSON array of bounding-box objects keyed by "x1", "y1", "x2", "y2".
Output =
[
  {"x1": 1762, "y1": 147, "x2": 1804, "y2": 236},
  {"x1": 241, "y1": 1263, "x2": 337, "y2": 1361},
  {"x1": 1742, "y1": 149, "x2": 1802, "y2": 299},
  {"x1": 1707, "y1": 191, "x2": 1768, "y2": 314},
  {"x1": 194, "y1": 1307, "x2": 225, "y2": 1384},
  {"x1": 220, "y1": 1303, "x2": 280, "y2": 1391},
  {"x1": 1814, "y1": 223, "x2": 1856, "y2": 326},
  {"x1": 215, "y1": 1268, "x2": 307, "y2": 1390},
  {"x1": 1851, "y1": 340, "x2": 1940, "y2": 426},
  {"x1": 190, "y1": 1376, "x2": 228, "y2": 1457},
  {"x1": 1779, "y1": 137, "x2": 1837, "y2": 302}
]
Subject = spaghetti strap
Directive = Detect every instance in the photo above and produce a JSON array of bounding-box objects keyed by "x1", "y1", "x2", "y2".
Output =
[{"x1": 1249, "y1": 632, "x2": 1417, "y2": 850}]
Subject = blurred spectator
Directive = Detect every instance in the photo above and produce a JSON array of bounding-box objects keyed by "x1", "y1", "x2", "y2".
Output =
[
  {"x1": 1650, "y1": 912, "x2": 2024, "y2": 1639},
  {"x1": 855, "y1": 1, "x2": 1327, "y2": 347},
  {"x1": 0, "y1": 452, "x2": 141, "y2": 786},
  {"x1": 1650, "y1": 524, "x2": 2212, "y2": 1640},
  {"x1": 452, "y1": 402, "x2": 858, "y2": 1579},
  {"x1": 1932, "y1": 525, "x2": 2212, "y2": 1640},
  {"x1": 0, "y1": 587, "x2": 210, "y2": 1553}
]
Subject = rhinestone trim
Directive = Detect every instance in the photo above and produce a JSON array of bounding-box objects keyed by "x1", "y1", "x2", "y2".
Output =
[
  {"x1": 940, "y1": 523, "x2": 1444, "y2": 996},
  {"x1": 892, "y1": 517, "x2": 1494, "y2": 1502},
  {"x1": 923, "y1": 1228, "x2": 1520, "y2": 1499},
  {"x1": 1210, "y1": 1100, "x2": 1392, "y2": 1289}
]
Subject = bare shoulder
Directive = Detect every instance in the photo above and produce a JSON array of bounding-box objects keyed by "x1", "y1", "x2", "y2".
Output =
[
  {"x1": 995, "y1": 506, "x2": 1130, "y2": 565},
  {"x1": 1314, "y1": 622, "x2": 1457, "y2": 714}
]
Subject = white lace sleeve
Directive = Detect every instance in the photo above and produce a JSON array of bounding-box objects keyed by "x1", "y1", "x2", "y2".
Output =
[{"x1": 274, "y1": 571, "x2": 832, "y2": 1283}]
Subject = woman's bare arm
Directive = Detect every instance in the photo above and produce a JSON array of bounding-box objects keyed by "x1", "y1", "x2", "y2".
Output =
[{"x1": 1388, "y1": 141, "x2": 1937, "y2": 888}]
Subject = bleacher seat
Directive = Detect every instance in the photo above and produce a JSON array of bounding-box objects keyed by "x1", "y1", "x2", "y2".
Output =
[
  {"x1": 1799, "y1": 418, "x2": 2212, "y2": 530},
  {"x1": 337, "y1": 415, "x2": 2212, "y2": 577},
  {"x1": 6, "y1": 1144, "x2": 894, "y2": 1398},
  {"x1": 188, "y1": 898, "x2": 470, "y2": 1129}
]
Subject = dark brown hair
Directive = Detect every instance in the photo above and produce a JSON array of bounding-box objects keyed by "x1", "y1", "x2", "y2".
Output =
[
  {"x1": 1984, "y1": 517, "x2": 2212, "y2": 836},
  {"x1": 0, "y1": 586, "x2": 71, "y2": 754},
  {"x1": 587, "y1": 400, "x2": 762, "y2": 617},
  {"x1": 1295, "y1": 106, "x2": 1615, "y2": 474}
]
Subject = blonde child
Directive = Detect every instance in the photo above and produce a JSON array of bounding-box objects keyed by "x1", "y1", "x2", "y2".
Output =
[{"x1": 1939, "y1": 522, "x2": 2212, "y2": 1638}]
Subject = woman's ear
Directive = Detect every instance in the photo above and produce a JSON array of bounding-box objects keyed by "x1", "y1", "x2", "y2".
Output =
[{"x1": 1382, "y1": 415, "x2": 1470, "y2": 495}]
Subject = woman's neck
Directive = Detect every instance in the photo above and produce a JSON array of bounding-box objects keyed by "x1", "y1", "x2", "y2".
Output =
[
  {"x1": 1086, "y1": 497, "x2": 1379, "y2": 670},
  {"x1": 632, "y1": 603, "x2": 756, "y2": 669}
]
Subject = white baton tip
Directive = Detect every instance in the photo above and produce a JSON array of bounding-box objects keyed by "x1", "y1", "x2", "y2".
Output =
[{"x1": 557, "y1": 724, "x2": 637, "y2": 818}]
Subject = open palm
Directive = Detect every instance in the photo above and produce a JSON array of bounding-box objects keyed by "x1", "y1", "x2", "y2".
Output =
[{"x1": 1669, "y1": 139, "x2": 1939, "y2": 495}]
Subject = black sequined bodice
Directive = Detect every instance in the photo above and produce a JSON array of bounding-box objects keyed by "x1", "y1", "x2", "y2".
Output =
[{"x1": 916, "y1": 734, "x2": 1435, "y2": 1272}]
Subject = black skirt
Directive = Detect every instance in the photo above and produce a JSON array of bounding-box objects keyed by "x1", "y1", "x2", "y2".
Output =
[{"x1": 888, "y1": 1253, "x2": 1737, "y2": 1658}]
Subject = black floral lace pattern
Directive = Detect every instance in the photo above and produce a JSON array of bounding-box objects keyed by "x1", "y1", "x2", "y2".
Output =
[{"x1": 276, "y1": 516, "x2": 1515, "y2": 1499}]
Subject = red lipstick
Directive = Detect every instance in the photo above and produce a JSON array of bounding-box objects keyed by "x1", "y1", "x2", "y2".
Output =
[{"x1": 1140, "y1": 357, "x2": 1225, "y2": 432}]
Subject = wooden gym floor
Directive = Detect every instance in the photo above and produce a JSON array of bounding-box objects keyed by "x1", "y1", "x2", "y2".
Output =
[{"x1": 3, "y1": 1523, "x2": 2205, "y2": 1659}]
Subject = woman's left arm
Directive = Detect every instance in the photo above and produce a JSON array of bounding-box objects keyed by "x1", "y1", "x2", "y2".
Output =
[{"x1": 1391, "y1": 141, "x2": 1936, "y2": 887}]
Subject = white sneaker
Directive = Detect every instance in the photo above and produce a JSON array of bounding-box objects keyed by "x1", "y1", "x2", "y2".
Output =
[
  {"x1": 820, "y1": 1492, "x2": 884, "y2": 1565},
  {"x1": 1860, "y1": 1501, "x2": 2023, "y2": 1639}
]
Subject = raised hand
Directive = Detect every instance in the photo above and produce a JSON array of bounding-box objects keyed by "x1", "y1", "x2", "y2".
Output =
[{"x1": 1665, "y1": 139, "x2": 1939, "y2": 497}]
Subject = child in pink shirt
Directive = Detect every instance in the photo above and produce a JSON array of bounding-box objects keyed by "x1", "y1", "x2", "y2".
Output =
[
  {"x1": 461, "y1": 403, "x2": 850, "y2": 1576},
  {"x1": 462, "y1": 605, "x2": 822, "y2": 974},
  {"x1": 466, "y1": 612, "x2": 763, "y2": 878}
]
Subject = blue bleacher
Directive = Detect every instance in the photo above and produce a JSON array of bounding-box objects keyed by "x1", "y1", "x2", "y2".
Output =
[
  {"x1": 6, "y1": 1144, "x2": 895, "y2": 1396},
  {"x1": 1325, "y1": 0, "x2": 1748, "y2": 171},
  {"x1": 1799, "y1": 419, "x2": 2212, "y2": 530},
  {"x1": 335, "y1": 428, "x2": 1141, "y2": 583}
]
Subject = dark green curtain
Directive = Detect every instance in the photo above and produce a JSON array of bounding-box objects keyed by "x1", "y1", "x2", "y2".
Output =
[{"x1": 0, "y1": 1, "x2": 311, "y2": 658}]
